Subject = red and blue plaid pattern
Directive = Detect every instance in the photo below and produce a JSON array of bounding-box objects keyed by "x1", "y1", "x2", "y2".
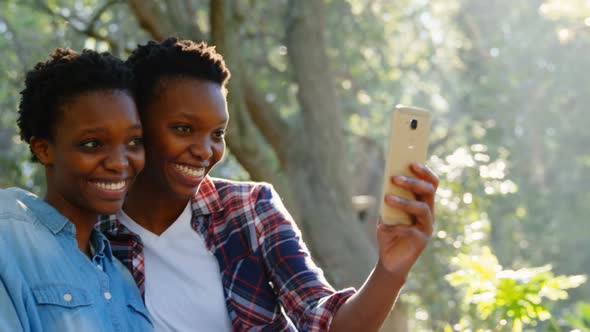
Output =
[{"x1": 98, "y1": 176, "x2": 355, "y2": 331}]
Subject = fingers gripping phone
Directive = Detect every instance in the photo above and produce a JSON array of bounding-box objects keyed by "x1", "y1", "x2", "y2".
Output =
[{"x1": 380, "y1": 105, "x2": 432, "y2": 225}]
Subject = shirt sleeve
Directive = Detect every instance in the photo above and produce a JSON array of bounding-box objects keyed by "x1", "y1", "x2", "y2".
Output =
[
  {"x1": 0, "y1": 270, "x2": 26, "y2": 332},
  {"x1": 0, "y1": 215, "x2": 28, "y2": 332},
  {"x1": 254, "y1": 184, "x2": 356, "y2": 332}
]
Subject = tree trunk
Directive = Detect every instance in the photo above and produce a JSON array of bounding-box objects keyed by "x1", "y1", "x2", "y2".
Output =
[
  {"x1": 283, "y1": 0, "x2": 377, "y2": 286},
  {"x1": 206, "y1": 0, "x2": 378, "y2": 288}
]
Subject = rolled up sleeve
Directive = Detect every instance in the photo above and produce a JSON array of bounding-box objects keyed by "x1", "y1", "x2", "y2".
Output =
[{"x1": 255, "y1": 184, "x2": 357, "y2": 331}]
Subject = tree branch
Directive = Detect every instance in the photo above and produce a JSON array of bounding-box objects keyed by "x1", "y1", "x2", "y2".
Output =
[
  {"x1": 211, "y1": 0, "x2": 294, "y2": 166},
  {"x1": 163, "y1": 0, "x2": 203, "y2": 40},
  {"x1": 209, "y1": 0, "x2": 287, "y2": 179},
  {"x1": 285, "y1": 0, "x2": 351, "y2": 193},
  {"x1": 209, "y1": 0, "x2": 226, "y2": 45},
  {"x1": 126, "y1": 0, "x2": 174, "y2": 40},
  {"x1": 242, "y1": 79, "x2": 293, "y2": 165},
  {"x1": 87, "y1": 0, "x2": 122, "y2": 33},
  {"x1": 0, "y1": 14, "x2": 29, "y2": 72},
  {"x1": 29, "y1": 0, "x2": 122, "y2": 52}
]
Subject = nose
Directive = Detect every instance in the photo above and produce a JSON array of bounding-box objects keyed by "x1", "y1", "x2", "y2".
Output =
[
  {"x1": 189, "y1": 138, "x2": 213, "y2": 161},
  {"x1": 104, "y1": 146, "x2": 129, "y2": 172}
]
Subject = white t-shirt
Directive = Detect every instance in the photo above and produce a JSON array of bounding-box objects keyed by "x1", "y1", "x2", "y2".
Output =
[{"x1": 117, "y1": 203, "x2": 232, "y2": 332}]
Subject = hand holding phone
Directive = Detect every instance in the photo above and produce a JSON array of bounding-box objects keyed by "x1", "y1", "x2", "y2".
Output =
[{"x1": 380, "y1": 105, "x2": 432, "y2": 225}]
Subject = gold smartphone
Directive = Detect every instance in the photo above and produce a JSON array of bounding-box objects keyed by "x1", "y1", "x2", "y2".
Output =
[{"x1": 380, "y1": 105, "x2": 432, "y2": 225}]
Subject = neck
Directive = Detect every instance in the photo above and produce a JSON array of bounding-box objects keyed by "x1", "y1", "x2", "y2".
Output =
[
  {"x1": 123, "y1": 175, "x2": 190, "y2": 235},
  {"x1": 44, "y1": 191, "x2": 95, "y2": 257}
]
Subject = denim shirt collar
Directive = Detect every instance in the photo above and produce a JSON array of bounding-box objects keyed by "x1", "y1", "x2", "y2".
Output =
[
  {"x1": 90, "y1": 229, "x2": 113, "y2": 260},
  {"x1": 12, "y1": 188, "x2": 71, "y2": 234},
  {"x1": 11, "y1": 188, "x2": 113, "y2": 260}
]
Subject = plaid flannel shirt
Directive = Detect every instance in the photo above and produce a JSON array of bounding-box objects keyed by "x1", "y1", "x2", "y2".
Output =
[{"x1": 98, "y1": 176, "x2": 355, "y2": 331}]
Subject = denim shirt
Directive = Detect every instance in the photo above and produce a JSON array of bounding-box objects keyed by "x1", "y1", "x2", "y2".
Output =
[{"x1": 0, "y1": 188, "x2": 152, "y2": 332}]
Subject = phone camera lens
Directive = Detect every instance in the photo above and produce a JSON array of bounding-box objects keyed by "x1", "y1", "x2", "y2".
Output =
[{"x1": 410, "y1": 119, "x2": 418, "y2": 130}]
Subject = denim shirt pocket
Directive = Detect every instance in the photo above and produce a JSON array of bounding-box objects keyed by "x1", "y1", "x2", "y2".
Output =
[
  {"x1": 32, "y1": 284, "x2": 93, "y2": 308},
  {"x1": 126, "y1": 296, "x2": 153, "y2": 327}
]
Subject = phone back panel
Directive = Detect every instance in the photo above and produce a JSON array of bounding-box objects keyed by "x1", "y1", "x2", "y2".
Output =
[{"x1": 380, "y1": 106, "x2": 432, "y2": 225}]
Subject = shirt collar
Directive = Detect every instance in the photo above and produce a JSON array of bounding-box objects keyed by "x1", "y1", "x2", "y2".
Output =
[
  {"x1": 11, "y1": 188, "x2": 113, "y2": 260},
  {"x1": 90, "y1": 228, "x2": 113, "y2": 259},
  {"x1": 12, "y1": 188, "x2": 71, "y2": 234},
  {"x1": 99, "y1": 176, "x2": 224, "y2": 234},
  {"x1": 191, "y1": 176, "x2": 224, "y2": 216}
]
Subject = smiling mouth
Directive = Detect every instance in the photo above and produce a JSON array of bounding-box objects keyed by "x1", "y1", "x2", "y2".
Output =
[
  {"x1": 89, "y1": 180, "x2": 128, "y2": 194},
  {"x1": 174, "y1": 163, "x2": 206, "y2": 178}
]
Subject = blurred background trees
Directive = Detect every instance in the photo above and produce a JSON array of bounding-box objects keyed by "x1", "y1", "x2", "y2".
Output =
[{"x1": 1, "y1": 0, "x2": 588, "y2": 330}]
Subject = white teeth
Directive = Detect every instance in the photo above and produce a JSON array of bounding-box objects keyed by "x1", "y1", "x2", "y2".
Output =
[
  {"x1": 94, "y1": 181, "x2": 125, "y2": 191},
  {"x1": 175, "y1": 164, "x2": 205, "y2": 177}
]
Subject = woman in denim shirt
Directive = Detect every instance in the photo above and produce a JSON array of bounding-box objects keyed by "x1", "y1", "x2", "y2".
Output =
[{"x1": 0, "y1": 48, "x2": 152, "y2": 332}]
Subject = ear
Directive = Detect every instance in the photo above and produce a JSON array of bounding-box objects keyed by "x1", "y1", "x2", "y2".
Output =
[{"x1": 30, "y1": 136, "x2": 54, "y2": 166}]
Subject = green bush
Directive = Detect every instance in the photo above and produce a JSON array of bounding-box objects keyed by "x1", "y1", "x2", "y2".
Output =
[{"x1": 446, "y1": 247, "x2": 587, "y2": 331}]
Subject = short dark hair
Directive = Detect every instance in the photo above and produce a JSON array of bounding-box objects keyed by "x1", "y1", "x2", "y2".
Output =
[
  {"x1": 126, "y1": 37, "x2": 231, "y2": 111},
  {"x1": 18, "y1": 48, "x2": 134, "y2": 161}
]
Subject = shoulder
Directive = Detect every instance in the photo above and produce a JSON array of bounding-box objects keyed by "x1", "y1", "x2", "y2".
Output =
[
  {"x1": 211, "y1": 177, "x2": 294, "y2": 231},
  {"x1": 210, "y1": 177, "x2": 271, "y2": 196},
  {"x1": 0, "y1": 189, "x2": 45, "y2": 260},
  {"x1": 209, "y1": 177, "x2": 275, "y2": 206},
  {"x1": 207, "y1": 177, "x2": 294, "y2": 233},
  {"x1": 0, "y1": 188, "x2": 40, "y2": 225}
]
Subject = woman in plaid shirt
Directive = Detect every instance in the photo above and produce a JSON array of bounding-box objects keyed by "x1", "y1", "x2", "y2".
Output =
[{"x1": 99, "y1": 37, "x2": 438, "y2": 331}]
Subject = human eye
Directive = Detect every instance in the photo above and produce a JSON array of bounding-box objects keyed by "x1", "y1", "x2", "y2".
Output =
[
  {"x1": 172, "y1": 124, "x2": 192, "y2": 133},
  {"x1": 128, "y1": 136, "x2": 143, "y2": 148},
  {"x1": 79, "y1": 139, "x2": 101, "y2": 150},
  {"x1": 214, "y1": 129, "x2": 226, "y2": 139}
]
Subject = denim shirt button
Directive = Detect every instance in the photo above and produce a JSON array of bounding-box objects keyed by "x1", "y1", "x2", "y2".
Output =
[
  {"x1": 103, "y1": 292, "x2": 112, "y2": 300},
  {"x1": 63, "y1": 293, "x2": 73, "y2": 302}
]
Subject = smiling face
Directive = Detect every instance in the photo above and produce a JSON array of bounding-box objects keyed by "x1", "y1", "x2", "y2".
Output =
[
  {"x1": 34, "y1": 90, "x2": 144, "y2": 220},
  {"x1": 138, "y1": 78, "x2": 228, "y2": 200}
]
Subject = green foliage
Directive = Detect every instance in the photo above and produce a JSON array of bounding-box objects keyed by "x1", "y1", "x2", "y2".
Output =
[
  {"x1": 564, "y1": 302, "x2": 590, "y2": 331},
  {"x1": 447, "y1": 247, "x2": 587, "y2": 331},
  {"x1": 447, "y1": 1, "x2": 590, "y2": 317}
]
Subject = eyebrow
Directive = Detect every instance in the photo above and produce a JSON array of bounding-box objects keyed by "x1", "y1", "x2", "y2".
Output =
[
  {"x1": 177, "y1": 111, "x2": 229, "y2": 125},
  {"x1": 77, "y1": 123, "x2": 142, "y2": 135},
  {"x1": 177, "y1": 111, "x2": 196, "y2": 120}
]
